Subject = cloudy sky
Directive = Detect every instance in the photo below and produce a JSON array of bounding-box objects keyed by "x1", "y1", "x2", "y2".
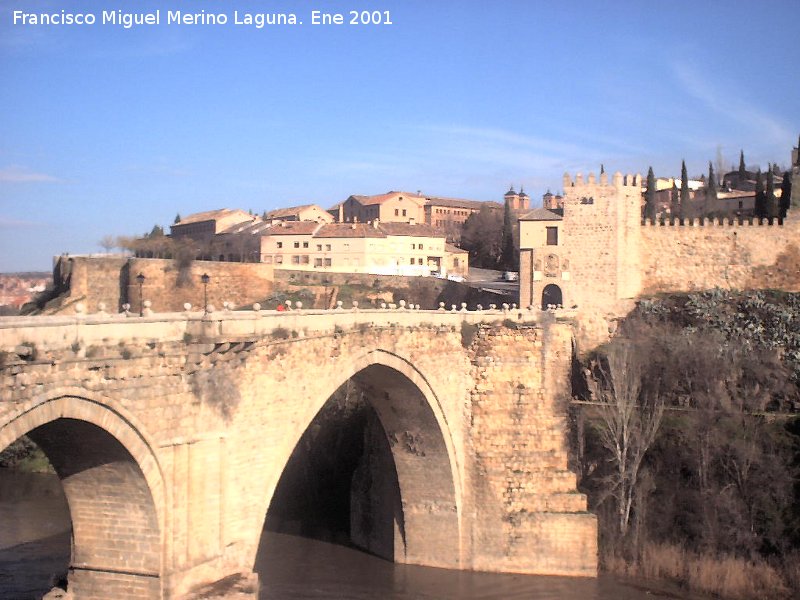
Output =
[{"x1": 1, "y1": 0, "x2": 798, "y2": 271}]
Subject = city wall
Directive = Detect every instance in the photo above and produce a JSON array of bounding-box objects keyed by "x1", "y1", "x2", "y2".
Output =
[
  {"x1": 639, "y1": 218, "x2": 800, "y2": 294},
  {"x1": 44, "y1": 257, "x2": 274, "y2": 315}
]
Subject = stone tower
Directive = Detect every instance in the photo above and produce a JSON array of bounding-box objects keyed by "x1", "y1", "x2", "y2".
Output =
[
  {"x1": 504, "y1": 186, "x2": 520, "y2": 210},
  {"x1": 560, "y1": 171, "x2": 643, "y2": 310},
  {"x1": 519, "y1": 170, "x2": 643, "y2": 312}
]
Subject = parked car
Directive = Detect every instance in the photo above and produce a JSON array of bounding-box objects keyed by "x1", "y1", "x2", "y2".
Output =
[{"x1": 502, "y1": 271, "x2": 519, "y2": 281}]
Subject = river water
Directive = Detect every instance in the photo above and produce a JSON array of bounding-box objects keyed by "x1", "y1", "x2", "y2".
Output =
[{"x1": 0, "y1": 472, "x2": 681, "y2": 600}]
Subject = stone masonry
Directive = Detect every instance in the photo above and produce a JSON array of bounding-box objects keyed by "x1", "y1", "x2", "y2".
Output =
[
  {"x1": 0, "y1": 308, "x2": 596, "y2": 599},
  {"x1": 520, "y1": 171, "x2": 800, "y2": 348}
]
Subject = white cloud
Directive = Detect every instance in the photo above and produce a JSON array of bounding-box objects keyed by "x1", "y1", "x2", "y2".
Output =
[
  {"x1": 0, "y1": 165, "x2": 63, "y2": 183},
  {"x1": 671, "y1": 61, "x2": 791, "y2": 145}
]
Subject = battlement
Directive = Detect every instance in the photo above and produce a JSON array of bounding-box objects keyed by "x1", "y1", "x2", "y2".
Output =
[
  {"x1": 562, "y1": 171, "x2": 642, "y2": 189},
  {"x1": 641, "y1": 216, "x2": 792, "y2": 227}
]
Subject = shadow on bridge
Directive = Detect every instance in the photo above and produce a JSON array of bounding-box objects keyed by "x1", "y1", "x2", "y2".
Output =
[{"x1": 255, "y1": 362, "x2": 462, "y2": 581}]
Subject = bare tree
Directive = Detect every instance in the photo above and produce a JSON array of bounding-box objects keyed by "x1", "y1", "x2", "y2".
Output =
[
  {"x1": 585, "y1": 339, "x2": 665, "y2": 540},
  {"x1": 98, "y1": 235, "x2": 116, "y2": 254}
]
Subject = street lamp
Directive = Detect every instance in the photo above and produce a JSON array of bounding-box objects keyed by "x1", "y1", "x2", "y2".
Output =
[
  {"x1": 201, "y1": 273, "x2": 210, "y2": 315},
  {"x1": 136, "y1": 273, "x2": 145, "y2": 316}
]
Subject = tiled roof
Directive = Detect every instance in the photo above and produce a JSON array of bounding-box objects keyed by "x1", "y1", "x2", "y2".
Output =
[
  {"x1": 349, "y1": 191, "x2": 426, "y2": 206},
  {"x1": 264, "y1": 204, "x2": 319, "y2": 219},
  {"x1": 425, "y1": 196, "x2": 502, "y2": 210},
  {"x1": 175, "y1": 208, "x2": 253, "y2": 226},
  {"x1": 445, "y1": 243, "x2": 468, "y2": 254},
  {"x1": 519, "y1": 208, "x2": 563, "y2": 221},
  {"x1": 266, "y1": 221, "x2": 323, "y2": 236},
  {"x1": 379, "y1": 222, "x2": 444, "y2": 237}
]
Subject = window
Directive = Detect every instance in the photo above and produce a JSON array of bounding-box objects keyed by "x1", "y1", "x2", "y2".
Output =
[
  {"x1": 325, "y1": 244, "x2": 331, "y2": 251},
  {"x1": 263, "y1": 255, "x2": 273, "y2": 264},
  {"x1": 402, "y1": 209, "x2": 407, "y2": 217},
  {"x1": 292, "y1": 255, "x2": 300, "y2": 264},
  {"x1": 276, "y1": 241, "x2": 283, "y2": 249},
  {"x1": 410, "y1": 257, "x2": 415, "y2": 264},
  {"x1": 314, "y1": 258, "x2": 323, "y2": 267},
  {"x1": 301, "y1": 255, "x2": 309, "y2": 264},
  {"x1": 546, "y1": 226, "x2": 558, "y2": 245},
  {"x1": 324, "y1": 258, "x2": 332, "y2": 267},
  {"x1": 454, "y1": 258, "x2": 460, "y2": 267},
  {"x1": 417, "y1": 258, "x2": 423, "y2": 265},
  {"x1": 316, "y1": 244, "x2": 322, "y2": 251},
  {"x1": 419, "y1": 243, "x2": 423, "y2": 250},
  {"x1": 394, "y1": 209, "x2": 399, "y2": 216},
  {"x1": 293, "y1": 241, "x2": 300, "y2": 248},
  {"x1": 411, "y1": 243, "x2": 416, "y2": 250},
  {"x1": 275, "y1": 255, "x2": 283, "y2": 264},
  {"x1": 303, "y1": 242, "x2": 309, "y2": 248}
]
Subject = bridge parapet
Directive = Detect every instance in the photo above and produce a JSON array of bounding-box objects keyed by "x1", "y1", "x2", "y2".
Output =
[{"x1": 0, "y1": 307, "x2": 577, "y2": 354}]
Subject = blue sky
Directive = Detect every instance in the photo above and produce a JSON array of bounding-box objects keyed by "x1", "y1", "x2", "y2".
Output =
[{"x1": 1, "y1": 0, "x2": 798, "y2": 272}]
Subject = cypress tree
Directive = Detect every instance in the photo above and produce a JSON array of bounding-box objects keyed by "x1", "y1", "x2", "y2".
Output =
[
  {"x1": 671, "y1": 182, "x2": 679, "y2": 221},
  {"x1": 707, "y1": 161, "x2": 718, "y2": 216},
  {"x1": 738, "y1": 150, "x2": 747, "y2": 182},
  {"x1": 754, "y1": 169, "x2": 765, "y2": 219},
  {"x1": 174, "y1": 213, "x2": 181, "y2": 224},
  {"x1": 645, "y1": 167, "x2": 657, "y2": 221},
  {"x1": 679, "y1": 160, "x2": 689, "y2": 220},
  {"x1": 766, "y1": 166, "x2": 777, "y2": 218},
  {"x1": 499, "y1": 198, "x2": 518, "y2": 271},
  {"x1": 779, "y1": 171, "x2": 791, "y2": 218}
]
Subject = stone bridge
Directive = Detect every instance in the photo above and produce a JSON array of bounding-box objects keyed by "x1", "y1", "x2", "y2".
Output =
[{"x1": 0, "y1": 307, "x2": 596, "y2": 599}]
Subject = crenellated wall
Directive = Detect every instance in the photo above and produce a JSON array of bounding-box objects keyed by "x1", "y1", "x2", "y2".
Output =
[
  {"x1": 521, "y1": 171, "x2": 800, "y2": 328},
  {"x1": 639, "y1": 218, "x2": 800, "y2": 294}
]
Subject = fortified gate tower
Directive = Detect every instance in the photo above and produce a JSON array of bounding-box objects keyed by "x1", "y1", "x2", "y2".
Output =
[{"x1": 519, "y1": 171, "x2": 643, "y2": 313}]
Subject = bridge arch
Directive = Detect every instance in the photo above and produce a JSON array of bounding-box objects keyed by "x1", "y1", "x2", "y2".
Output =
[
  {"x1": 0, "y1": 392, "x2": 166, "y2": 599},
  {"x1": 259, "y1": 348, "x2": 463, "y2": 571}
]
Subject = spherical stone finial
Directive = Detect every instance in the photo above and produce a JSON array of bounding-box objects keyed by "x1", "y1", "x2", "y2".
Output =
[
  {"x1": 97, "y1": 302, "x2": 107, "y2": 314},
  {"x1": 460, "y1": 302, "x2": 468, "y2": 312},
  {"x1": 352, "y1": 300, "x2": 359, "y2": 309},
  {"x1": 476, "y1": 304, "x2": 483, "y2": 311},
  {"x1": 336, "y1": 300, "x2": 343, "y2": 309},
  {"x1": 295, "y1": 301, "x2": 302, "y2": 309},
  {"x1": 438, "y1": 302, "x2": 446, "y2": 311},
  {"x1": 121, "y1": 303, "x2": 131, "y2": 314},
  {"x1": 398, "y1": 299, "x2": 406, "y2": 309},
  {"x1": 380, "y1": 302, "x2": 387, "y2": 309},
  {"x1": 75, "y1": 302, "x2": 86, "y2": 315},
  {"x1": 206, "y1": 304, "x2": 215, "y2": 314},
  {"x1": 451, "y1": 304, "x2": 457, "y2": 311},
  {"x1": 252, "y1": 303, "x2": 261, "y2": 311},
  {"x1": 184, "y1": 302, "x2": 192, "y2": 311}
]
